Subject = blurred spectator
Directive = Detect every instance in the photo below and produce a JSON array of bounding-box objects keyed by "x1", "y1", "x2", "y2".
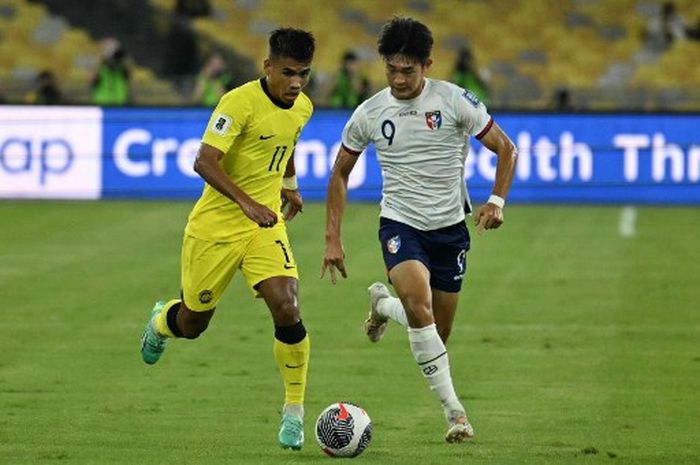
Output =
[
  {"x1": 550, "y1": 87, "x2": 575, "y2": 112},
  {"x1": 163, "y1": 13, "x2": 200, "y2": 96},
  {"x1": 175, "y1": 0, "x2": 211, "y2": 17},
  {"x1": 328, "y1": 51, "x2": 370, "y2": 109},
  {"x1": 26, "y1": 70, "x2": 62, "y2": 105},
  {"x1": 91, "y1": 38, "x2": 131, "y2": 106},
  {"x1": 643, "y1": 1, "x2": 687, "y2": 52},
  {"x1": 687, "y1": 16, "x2": 700, "y2": 40},
  {"x1": 450, "y1": 46, "x2": 490, "y2": 105},
  {"x1": 191, "y1": 53, "x2": 234, "y2": 106}
]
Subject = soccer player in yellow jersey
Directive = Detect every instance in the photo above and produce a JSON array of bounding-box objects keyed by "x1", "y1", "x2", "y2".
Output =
[{"x1": 139, "y1": 28, "x2": 315, "y2": 451}]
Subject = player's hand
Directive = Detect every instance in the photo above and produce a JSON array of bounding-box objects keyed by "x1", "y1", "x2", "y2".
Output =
[
  {"x1": 474, "y1": 202, "x2": 504, "y2": 235},
  {"x1": 281, "y1": 188, "x2": 303, "y2": 222},
  {"x1": 240, "y1": 198, "x2": 278, "y2": 228},
  {"x1": 320, "y1": 240, "x2": 348, "y2": 284}
]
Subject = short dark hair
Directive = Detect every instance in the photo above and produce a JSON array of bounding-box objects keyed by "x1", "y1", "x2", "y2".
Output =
[
  {"x1": 377, "y1": 17, "x2": 433, "y2": 64},
  {"x1": 269, "y1": 28, "x2": 315, "y2": 63}
]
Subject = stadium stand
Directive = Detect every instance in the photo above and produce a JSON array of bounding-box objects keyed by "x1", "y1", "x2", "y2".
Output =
[
  {"x1": 1, "y1": 0, "x2": 699, "y2": 110},
  {"x1": 0, "y1": 0, "x2": 180, "y2": 104},
  {"x1": 173, "y1": 0, "x2": 700, "y2": 110}
]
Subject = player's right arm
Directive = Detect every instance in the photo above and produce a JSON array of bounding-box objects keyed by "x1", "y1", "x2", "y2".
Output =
[
  {"x1": 194, "y1": 143, "x2": 278, "y2": 228},
  {"x1": 321, "y1": 146, "x2": 359, "y2": 284}
]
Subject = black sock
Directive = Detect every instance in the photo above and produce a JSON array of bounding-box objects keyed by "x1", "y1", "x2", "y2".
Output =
[
  {"x1": 166, "y1": 302, "x2": 184, "y2": 338},
  {"x1": 274, "y1": 320, "x2": 306, "y2": 344}
]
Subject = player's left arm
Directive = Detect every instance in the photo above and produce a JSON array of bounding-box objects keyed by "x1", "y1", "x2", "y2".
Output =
[
  {"x1": 281, "y1": 150, "x2": 303, "y2": 222},
  {"x1": 474, "y1": 121, "x2": 517, "y2": 233}
]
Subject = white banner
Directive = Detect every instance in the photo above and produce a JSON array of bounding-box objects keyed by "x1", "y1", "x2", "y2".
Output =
[{"x1": 0, "y1": 106, "x2": 103, "y2": 199}]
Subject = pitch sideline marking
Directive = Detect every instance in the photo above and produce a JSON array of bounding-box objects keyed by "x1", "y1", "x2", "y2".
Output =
[{"x1": 618, "y1": 206, "x2": 637, "y2": 238}]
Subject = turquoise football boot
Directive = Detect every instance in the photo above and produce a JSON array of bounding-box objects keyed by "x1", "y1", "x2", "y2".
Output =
[
  {"x1": 140, "y1": 301, "x2": 167, "y2": 365},
  {"x1": 279, "y1": 414, "x2": 304, "y2": 450}
]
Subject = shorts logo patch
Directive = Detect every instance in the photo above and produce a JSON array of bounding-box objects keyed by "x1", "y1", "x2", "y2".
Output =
[
  {"x1": 386, "y1": 235, "x2": 401, "y2": 254},
  {"x1": 457, "y1": 249, "x2": 466, "y2": 273},
  {"x1": 425, "y1": 111, "x2": 442, "y2": 130},
  {"x1": 210, "y1": 113, "x2": 232, "y2": 136},
  {"x1": 198, "y1": 289, "x2": 213, "y2": 304},
  {"x1": 454, "y1": 249, "x2": 466, "y2": 281}
]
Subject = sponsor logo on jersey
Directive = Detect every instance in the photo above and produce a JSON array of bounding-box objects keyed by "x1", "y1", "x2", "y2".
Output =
[
  {"x1": 425, "y1": 111, "x2": 442, "y2": 130},
  {"x1": 386, "y1": 235, "x2": 401, "y2": 254},
  {"x1": 462, "y1": 90, "x2": 481, "y2": 108},
  {"x1": 398, "y1": 110, "x2": 418, "y2": 117},
  {"x1": 210, "y1": 113, "x2": 232, "y2": 136}
]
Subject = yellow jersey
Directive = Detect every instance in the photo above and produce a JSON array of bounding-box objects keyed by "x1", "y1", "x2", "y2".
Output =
[{"x1": 185, "y1": 78, "x2": 313, "y2": 242}]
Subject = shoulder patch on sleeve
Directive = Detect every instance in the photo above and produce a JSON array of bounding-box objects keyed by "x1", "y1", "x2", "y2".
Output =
[
  {"x1": 210, "y1": 113, "x2": 233, "y2": 136},
  {"x1": 461, "y1": 89, "x2": 481, "y2": 108}
]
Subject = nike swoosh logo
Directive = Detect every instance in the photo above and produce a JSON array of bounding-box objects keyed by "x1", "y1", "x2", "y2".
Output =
[
  {"x1": 285, "y1": 363, "x2": 305, "y2": 369},
  {"x1": 259, "y1": 134, "x2": 275, "y2": 140},
  {"x1": 284, "y1": 264, "x2": 296, "y2": 270}
]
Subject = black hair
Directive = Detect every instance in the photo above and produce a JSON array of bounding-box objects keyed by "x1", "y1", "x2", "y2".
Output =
[
  {"x1": 342, "y1": 50, "x2": 358, "y2": 62},
  {"x1": 269, "y1": 28, "x2": 315, "y2": 63},
  {"x1": 377, "y1": 17, "x2": 433, "y2": 64}
]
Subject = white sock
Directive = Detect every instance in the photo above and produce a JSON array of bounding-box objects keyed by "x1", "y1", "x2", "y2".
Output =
[
  {"x1": 377, "y1": 296, "x2": 409, "y2": 327},
  {"x1": 283, "y1": 403, "x2": 304, "y2": 418},
  {"x1": 408, "y1": 324, "x2": 464, "y2": 414}
]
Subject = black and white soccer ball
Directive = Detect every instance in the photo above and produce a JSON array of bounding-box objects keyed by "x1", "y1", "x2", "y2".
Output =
[{"x1": 315, "y1": 402, "x2": 372, "y2": 458}]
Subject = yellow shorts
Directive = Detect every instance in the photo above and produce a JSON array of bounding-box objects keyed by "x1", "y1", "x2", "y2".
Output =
[{"x1": 181, "y1": 223, "x2": 298, "y2": 311}]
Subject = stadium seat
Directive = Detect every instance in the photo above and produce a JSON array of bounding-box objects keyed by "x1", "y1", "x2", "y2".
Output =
[{"x1": 2, "y1": 0, "x2": 699, "y2": 109}]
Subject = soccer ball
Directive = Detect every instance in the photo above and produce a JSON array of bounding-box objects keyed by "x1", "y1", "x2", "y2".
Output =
[{"x1": 315, "y1": 402, "x2": 372, "y2": 458}]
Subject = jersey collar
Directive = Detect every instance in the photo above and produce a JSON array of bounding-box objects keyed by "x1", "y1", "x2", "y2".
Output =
[
  {"x1": 389, "y1": 78, "x2": 431, "y2": 104},
  {"x1": 260, "y1": 77, "x2": 294, "y2": 109}
]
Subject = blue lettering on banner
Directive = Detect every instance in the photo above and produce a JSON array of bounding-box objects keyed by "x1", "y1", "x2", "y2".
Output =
[
  {"x1": 0, "y1": 137, "x2": 74, "y2": 185},
  {"x1": 0, "y1": 106, "x2": 102, "y2": 199}
]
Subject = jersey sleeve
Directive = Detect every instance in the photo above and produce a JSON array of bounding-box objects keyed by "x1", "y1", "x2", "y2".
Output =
[
  {"x1": 454, "y1": 87, "x2": 492, "y2": 139},
  {"x1": 201, "y1": 90, "x2": 252, "y2": 154},
  {"x1": 341, "y1": 105, "x2": 370, "y2": 155}
]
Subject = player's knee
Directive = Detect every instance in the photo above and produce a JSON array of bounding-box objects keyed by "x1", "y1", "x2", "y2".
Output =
[
  {"x1": 272, "y1": 299, "x2": 299, "y2": 327},
  {"x1": 403, "y1": 297, "x2": 432, "y2": 322}
]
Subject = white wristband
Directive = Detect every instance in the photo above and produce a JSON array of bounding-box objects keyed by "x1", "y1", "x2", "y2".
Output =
[
  {"x1": 281, "y1": 175, "x2": 298, "y2": 190},
  {"x1": 487, "y1": 194, "x2": 505, "y2": 208}
]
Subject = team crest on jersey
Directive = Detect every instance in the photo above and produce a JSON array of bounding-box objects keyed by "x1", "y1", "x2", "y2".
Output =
[
  {"x1": 386, "y1": 235, "x2": 401, "y2": 254},
  {"x1": 462, "y1": 90, "x2": 480, "y2": 108},
  {"x1": 425, "y1": 111, "x2": 442, "y2": 130}
]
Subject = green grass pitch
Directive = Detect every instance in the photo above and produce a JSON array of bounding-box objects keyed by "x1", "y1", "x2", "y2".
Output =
[{"x1": 0, "y1": 201, "x2": 698, "y2": 465}]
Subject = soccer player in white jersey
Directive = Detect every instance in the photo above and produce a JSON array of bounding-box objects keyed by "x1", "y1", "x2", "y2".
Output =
[{"x1": 321, "y1": 17, "x2": 517, "y2": 443}]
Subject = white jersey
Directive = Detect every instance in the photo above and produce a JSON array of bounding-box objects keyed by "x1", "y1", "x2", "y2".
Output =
[{"x1": 342, "y1": 78, "x2": 492, "y2": 231}]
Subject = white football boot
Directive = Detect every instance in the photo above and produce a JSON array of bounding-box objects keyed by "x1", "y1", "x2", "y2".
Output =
[
  {"x1": 445, "y1": 410, "x2": 474, "y2": 443},
  {"x1": 364, "y1": 282, "x2": 390, "y2": 343}
]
